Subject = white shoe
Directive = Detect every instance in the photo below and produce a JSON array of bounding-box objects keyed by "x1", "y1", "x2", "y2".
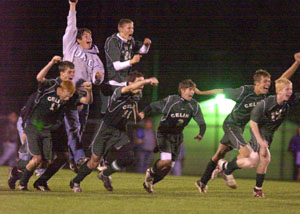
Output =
[
  {"x1": 222, "y1": 172, "x2": 237, "y2": 189},
  {"x1": 211, "y1": 168, "x2": 221, "y2": 180}
]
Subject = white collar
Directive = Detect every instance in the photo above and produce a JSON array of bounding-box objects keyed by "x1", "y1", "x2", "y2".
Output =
[{"x1": 117, "y1": 33, "x2": 128, "y2": 42}]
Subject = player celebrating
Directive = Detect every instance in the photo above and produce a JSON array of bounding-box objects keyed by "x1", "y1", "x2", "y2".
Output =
[
  {"x1": 100, "y1": 18, "x2": 151, "y2": 114},
  {"x1": 63, "y1": 0, "x2": 104, "y2": 168},
  {"x1": 194, "y1": 53, "x2": 300, "y2": 193},
  {"x1": 17, "y1": 59, "x2": 93, "y2": 190},
  {"x1": 141, "y1": 79, "x2": 206, "y2": 193},
  {"x1": 70, "y1": 71, "x2": 158, "y2": 192}
]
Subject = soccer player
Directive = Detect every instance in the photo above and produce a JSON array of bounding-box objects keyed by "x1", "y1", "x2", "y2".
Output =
[
  {"x1": 63, "y1": 0, "x2": 104, "y2": 168},
  {"x1": 17, "y1": 60, "x2": 93, "y2": 191},
  {"x1": 248, "y1": 78, "x2": 299, "y2": 197},
  {"x1": 69, "y1": 71, "x2": 158, "y2": 192},
  {"x1": 195, "y1": 53, "x2": 300, "y2": 193},
  {"x1": 100, "y1": 18, "x2": 151, "y2": 114},
  {"x1": 141, "y1": 79, "x2": 206, "y2": 193}
]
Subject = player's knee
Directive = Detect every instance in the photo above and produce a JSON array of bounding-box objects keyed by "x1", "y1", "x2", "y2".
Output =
[
  {"x1": 248, "y1": 152, "x2": 259, "y2": 168},
  {"x1": 32, "y1": 156, "x2": 42, "y2": 166}
]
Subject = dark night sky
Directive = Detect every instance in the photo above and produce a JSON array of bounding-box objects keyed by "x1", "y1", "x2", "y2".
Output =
[{"x1": 1, "y1": 0, "x2": 300, "y2": 120}]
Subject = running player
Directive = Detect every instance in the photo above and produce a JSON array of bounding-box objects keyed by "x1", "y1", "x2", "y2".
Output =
[
  {"x1": 195, "y1": 53, "x2": 300, "y2": 193},
  {"x1": 69, "y1": 71, "x2": 158, "y2": 192},
  {"x1": 17, "y1": 59, "x2": 92, "y2": 190},
  {"x1": 141, "y1": 79, "x2": 206, "y2": 193}
]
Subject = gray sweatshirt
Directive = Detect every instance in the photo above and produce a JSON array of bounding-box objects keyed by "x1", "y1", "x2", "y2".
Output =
[{"x1": 63, "y1": 10, "x2": 104, "y2": 89}]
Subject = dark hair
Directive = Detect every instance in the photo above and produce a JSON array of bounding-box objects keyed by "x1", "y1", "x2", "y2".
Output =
[
  {"x1": 76, "y1": 28, "x2": 92, "y2": 40},
  {"x1": 127, "y1": 71, "x2": 144, "y2": 83},
  {"x1": 253, "y1": 69, "x2": 271, "y2": 83},
  {"x1": 178, "y1": 79, "x2": 196, "y2": 95},
  {"x1": 118, "y1": 19, "x2": 133, "y2": 28},
  {"x1": 58, "y1": 61, "x2": 74, "y2": 73}
]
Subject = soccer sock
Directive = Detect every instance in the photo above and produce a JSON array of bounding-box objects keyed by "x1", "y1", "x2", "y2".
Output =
[
  {"x1": 19, "y1": 169, "x2": 33, "y2": 186},
  {"x1": 38, "y1": 160, "x2": 66, "y2": 183},
  {"x1": 200, "y1": 159, "x2": 217, "y2": 185},
  {"x1": 150, "y1": 159, "x2": 161, "y2": 176},
  {"x1": 224, "y1": 157, "x2": 240, "y2": 175},
  {"x1": 72, "y1": 162, "x2": 92, "y2": 184},
  {"x1": 103, "y1": 160, "x2": 121, "y2": 176},
  {"x1": 152, "y1": 167, "x2": 172, "y2": 185},
  {"x1": 255, "y1": 173, "x2": 265, "y2": 189}
]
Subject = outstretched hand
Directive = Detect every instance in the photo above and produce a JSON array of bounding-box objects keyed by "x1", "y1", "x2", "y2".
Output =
[
  {"x1": 194, "y1": 134, "x2": 202, "y2": 141},
  {"x1": 148, "y1": 77, "x2": 159, "y2": 86}
]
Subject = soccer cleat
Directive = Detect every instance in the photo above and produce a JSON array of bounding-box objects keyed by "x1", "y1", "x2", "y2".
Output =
[
  {"x1": 211, "y1": 167, "x2": 222, "y2": 180},
  {"x1": 143, "y1": 168, "x2": 154, "y2": 193},
  {"x1": 70, "y1": 180, "x2": 82, "y2": 192},
  {"x1": 195, "y1": 180, "x2": 208, "y2": 193},
  {"x1": 253, "y1": 188, "x2": 264, "y2": 197},
  {"x1": 98, "y1": 171, "x2": 113, "y2": 191},
  {"x1": 221, "y1": 172, "x2": 237, "y2": 189},
  {"x1": 8, "y1": 167, "x2": 23, "y2": 190},
  {"x1": 33, "y1": 180, "x2": 51, "y2": 191},
  {"x1": 17, "y1": 184, "x2": 28, "y2": 191}
]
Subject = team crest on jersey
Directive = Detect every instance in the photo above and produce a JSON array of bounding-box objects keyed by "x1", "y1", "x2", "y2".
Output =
[{"x1": 270, "y1": 108, "x2": 285, "y2": 121}]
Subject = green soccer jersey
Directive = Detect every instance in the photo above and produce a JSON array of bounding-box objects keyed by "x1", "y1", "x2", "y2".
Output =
[
  {"x1": 223, "y1": 85, "x2": 267, "y2": 127},
  {"x1": 251, "y1": 93, "x2": 300, "y2": 136},
  {"x1": 104, "y1": 33, "x2": 143, "y2": 83},
  {"x1": 29, "y1": 91, "x2": 65, "y2": 130},
  {"x1": 144, "y1": 95, "x2": 206, "y2": 134},
  {"x1": 102, "y1": 87, "x2": 141, "y2": 131}
]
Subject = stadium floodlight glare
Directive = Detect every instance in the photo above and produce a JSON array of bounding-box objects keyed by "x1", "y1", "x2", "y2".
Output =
[{"x1": 199, "y1": 94, "x2": 235, "y2": 115}]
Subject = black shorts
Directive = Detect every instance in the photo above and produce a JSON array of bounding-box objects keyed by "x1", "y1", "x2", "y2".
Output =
[
  {"x1": 249, "y1": 128, "x2": 273, "y2": 152},
  {"x1": 51, "y1": 124, "x2": 68, "y2": 153},
  {"x1": 156, "y1": 131, "x2": 183, "y2": 161},
  {"x1": 220, "y1": 123, "x2": 247, "y2": 150},
  {"x1": 91, "y1": 120, "x2": 130, "y2": 157}
]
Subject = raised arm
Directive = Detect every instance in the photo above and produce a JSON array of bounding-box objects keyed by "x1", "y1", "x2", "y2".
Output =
[
  {"x1": 137, "y1": 38, "x2": 151, "y2": 54},
  {"x1": 79, "y1": 82, "x2": 93, "y2": 104},
  {"x1": 121, "y1": 77, "x2": 159, "y2": 94},
  {"x1": 195, "y1": 88, "x2": 223, "y2": 95},
  {"x1": 277, "y1": 52, "x2": 300, "y2": 80},
  {"x1": 63, "y1": 0, "x2": 78, "y2": 59},
  {"x1": 36, "y1": 56, "x2": 62, "y2": 83}
]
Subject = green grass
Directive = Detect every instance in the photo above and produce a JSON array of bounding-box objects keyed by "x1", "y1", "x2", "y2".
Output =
[{"x1": 0, "y1": 166, "x2": 300, "y2": 214}]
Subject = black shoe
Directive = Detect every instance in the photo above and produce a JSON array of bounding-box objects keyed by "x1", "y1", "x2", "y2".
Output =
[
  {"x1": 18, "y1": 184, "x2": 28, "y2": 191},
  {"x1": 70, "y1": 180, "x2": 82, "y2": 192},
  {"x1": 8, "y1": 167, "x2": 23, "y2": 190},
  {"x1": 33, "y1": 180, "x2": 51, "y2": 191},
  {"x1": 143, "y1": 168, "x2": 154, "y2": 193},
  {"x1": 195, "y1": 180, "x2": 208, "y2": 193},
  {"x1": 98, "y1": 171, "x2": 113, "y2": 191}
]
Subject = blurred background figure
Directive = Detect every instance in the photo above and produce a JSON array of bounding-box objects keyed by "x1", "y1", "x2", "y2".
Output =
[
  {"x1": 289, "y1": 124, "x2": 300, "y2": 181},
  {"x1": 170, "y1": 143, "x2": 185, "y2": 176},
  {"x1": 134, "y1": 118, "x2": 156, "y2": 173},
  {"x1": 0, "y1": 112, "x2": 18, "y2": 167}
]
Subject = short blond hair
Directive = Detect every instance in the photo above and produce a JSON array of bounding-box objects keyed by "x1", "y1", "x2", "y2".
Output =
[
  {"x1": 60, "y1": 80, "x2": 76, "y2": 94},
  {"x1": 275, "y1": 78, "x2": 292, "y2": 93}
]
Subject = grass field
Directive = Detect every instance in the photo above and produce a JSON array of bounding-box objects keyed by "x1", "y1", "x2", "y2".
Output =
[{"x1": 0, "y1": 166, "x2": 300, "y2": 214}]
